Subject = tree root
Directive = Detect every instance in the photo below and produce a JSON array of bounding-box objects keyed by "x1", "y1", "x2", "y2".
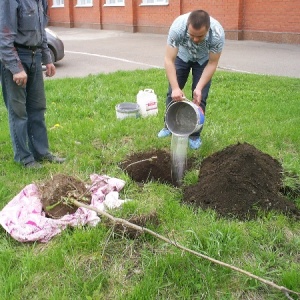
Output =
[{"x1": 71, "y1": 199, "x2": 300, "y2": 299}]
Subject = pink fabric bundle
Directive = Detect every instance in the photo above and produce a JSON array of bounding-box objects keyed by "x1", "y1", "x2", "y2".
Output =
[{"x1": 0, "y1": 174, "x2": 126, "y2": 243}]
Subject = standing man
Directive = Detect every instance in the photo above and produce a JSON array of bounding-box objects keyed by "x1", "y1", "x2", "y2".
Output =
[
  {"x1": 0, "y1": 0, "x2": 65, "y2": 168},
  {"x1": 158, "y1": 10, "x2": 225, "y2": 149}
]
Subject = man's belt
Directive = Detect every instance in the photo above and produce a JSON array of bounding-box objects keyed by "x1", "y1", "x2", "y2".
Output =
[{"x1": 14, "y1": 43, "x2": 41, "y2": 51}]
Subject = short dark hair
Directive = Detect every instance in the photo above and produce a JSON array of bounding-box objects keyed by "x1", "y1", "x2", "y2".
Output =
[{"x1": 187, "y1": 10, "x2": 210, "y2": 30}]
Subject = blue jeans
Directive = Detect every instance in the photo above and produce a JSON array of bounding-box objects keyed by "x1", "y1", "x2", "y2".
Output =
[
  {"x1": 165, "y1": 57, "x2": 211, "y2": 137},
  {"x1": 1, "y1": 48, "x2": 50, "y2": 165}
]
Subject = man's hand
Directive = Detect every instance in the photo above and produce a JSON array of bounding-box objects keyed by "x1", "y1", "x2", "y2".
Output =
[
  {"x1": 193, "y1": 88, "x2": 202, "y2": 105},
  {"x1": 171, "y1": 87, "x2": 185, "y2": 101},
  {"x1": 45, "y1": 63, "x2": 56, "y2": 77},
  {"x1": 13, "y1": 71, "x2": 27, "y2": 88}
]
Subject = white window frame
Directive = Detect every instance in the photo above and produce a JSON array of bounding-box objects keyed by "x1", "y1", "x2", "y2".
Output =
[
  {"x1": 140, "y1": 0, "x2": 168, "y2": 6},
  {"x1": 76, "y1": 0, "x2": 93, "y2": 7},
  {"x1": 52, "y1": 0, "x2": 64, "y2": 8},
  {"x1": 104, "y1": 0, "x2": 125, "y2": 7}
]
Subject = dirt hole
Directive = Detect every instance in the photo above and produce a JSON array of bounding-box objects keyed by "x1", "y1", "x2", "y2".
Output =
[{"x1": 120, "y1": 143, "x2": 300, "y2": 221}]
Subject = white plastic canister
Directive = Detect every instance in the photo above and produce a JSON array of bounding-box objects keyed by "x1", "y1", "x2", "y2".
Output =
[{"x1": 136, "y1": 89, "x2": 158, "y2": 117}]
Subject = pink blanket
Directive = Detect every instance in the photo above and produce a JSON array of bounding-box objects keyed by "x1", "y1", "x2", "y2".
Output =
[{"x1": 0, "y1": 174, "x2": 126, "y2": 243}]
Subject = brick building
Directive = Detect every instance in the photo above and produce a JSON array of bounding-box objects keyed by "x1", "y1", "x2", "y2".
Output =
[{"x1": 48, "y1": 0, "x2": 300, "y2": 44}]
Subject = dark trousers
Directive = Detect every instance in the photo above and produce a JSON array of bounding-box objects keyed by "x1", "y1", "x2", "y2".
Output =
[
  {"x1": 165, "y1": 57, "x2": 211, "y2": 137},
  {"x1": 1, "y1": 48, "x2": 50, "y2": 164}
]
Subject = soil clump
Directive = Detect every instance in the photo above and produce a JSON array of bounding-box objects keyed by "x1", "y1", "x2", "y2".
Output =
[
  {"x1": 38, "y1": 174, "x2": 91, "y2": 219},
  {"x1": 37, "y1": 174, "x2": 159, "y2": 234},
  {"x1": 120, "y1": 143, "x2": 300, "y2": 220}
]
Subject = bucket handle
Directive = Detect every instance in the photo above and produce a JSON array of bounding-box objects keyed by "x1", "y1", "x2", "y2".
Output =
[
  {"x1": 182, "y1": 96, "x2": 196, "y2": 105},
  {"x1": 182, "y1": 97, "x2": 204, "y2": 113},
  {"x1": 143, "y1": 88, "x2": 154, "y2": 93}
]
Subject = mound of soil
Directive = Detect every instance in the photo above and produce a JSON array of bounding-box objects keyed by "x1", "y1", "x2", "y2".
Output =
[
  {"x1": 38, "y1": 174, "x2": 91, "y2": 219},
  {"x1": 120, "y1": 143, "x2": 300, "y2": 220},
  {"x1": 183, "y1": 143, "x2": 300, "y2": 220}
]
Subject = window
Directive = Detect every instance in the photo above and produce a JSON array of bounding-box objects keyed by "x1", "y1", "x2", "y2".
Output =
[
  {"x1": 141, "y1": 0, "x2": 168, "y2": 5},
  {"x1": 77, "y1": 0, "x2": 93, "y2": 6},
  {"x1": 105, "y1": 0, "x2": 125, "y2": 6},
  {"x1": 53, "y1": 0, "x2": 64, "y2": 7}
]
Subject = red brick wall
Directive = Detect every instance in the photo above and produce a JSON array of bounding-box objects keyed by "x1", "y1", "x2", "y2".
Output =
[
  {"x1": 101, "y1": 0, "x2": 134, "y2": 31},
  {"x1": 243, "y1": 0, "x2": 300, "y2": 32},
  {"x1": 49, "y1": 0, "x2": 101, "y2": 28},
  {"x1": 242, "y1": 0, "x2": 300, "y2": 43},
  {"x1": 48, "y1": 0, "x2": 73, "y2": 25},
  {"x1": 48, "y1": 0, "x2": 300, "y2": 44},
  {"x1": 72, "y1": 0, "x2": 101, "y2": 28},
  {"x1": 135, "y1": 0, "x2": 180, "y2": 33}
]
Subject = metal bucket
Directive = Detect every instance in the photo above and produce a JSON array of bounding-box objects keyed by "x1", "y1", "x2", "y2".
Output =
[{"x1": 165, "y1": 100, "x2": 205, "y2": 135}]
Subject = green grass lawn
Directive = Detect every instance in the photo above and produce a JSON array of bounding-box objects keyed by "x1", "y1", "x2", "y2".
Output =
[{"x1": 0, "y1": 69, "x2": 300, "y2": 299}]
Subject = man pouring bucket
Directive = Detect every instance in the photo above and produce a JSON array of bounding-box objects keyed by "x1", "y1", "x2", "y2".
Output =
[{"x1": 158, "y1": 10, "x2": 225, "y2": 149}]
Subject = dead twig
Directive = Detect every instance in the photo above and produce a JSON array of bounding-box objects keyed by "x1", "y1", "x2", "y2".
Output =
[
  {"x1": 124, "y1": 156, "x2": 157, "y2": 170},
  {"x1": 71, "y1": 199, "x2": 300, "y2": 299}
]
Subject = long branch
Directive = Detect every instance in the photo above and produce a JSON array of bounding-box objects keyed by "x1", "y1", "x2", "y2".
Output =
[{"x1": 71, "y1": 199, "x2": 300, "y2": 299}]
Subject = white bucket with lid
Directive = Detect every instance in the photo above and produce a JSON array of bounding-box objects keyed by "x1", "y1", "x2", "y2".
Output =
[
  {"x1": 115, "y1": 102, "x2": 140, "y2": 120},
  {"x1": 165, "y1": 100, "x2": 205, "y2": 135},
  {"x1": 136, "y1": 89, "x2": 158, "y2": 117}
]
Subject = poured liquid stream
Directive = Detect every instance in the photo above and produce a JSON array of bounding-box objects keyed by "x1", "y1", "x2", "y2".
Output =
[{"x1": 171, "y1": 134, "x2": 189, "y2": 186}]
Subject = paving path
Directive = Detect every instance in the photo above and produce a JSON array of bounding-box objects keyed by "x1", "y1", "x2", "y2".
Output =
[{"x1": 50, "y1": 27, "x2": 300, "y2": 79}]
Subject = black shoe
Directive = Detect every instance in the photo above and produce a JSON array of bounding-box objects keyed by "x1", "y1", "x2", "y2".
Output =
[
  {"x1": 40, "y1": 154, "x2": 66, "y2": 164},
  {"x1": 24, "y1": 161, "x2": 43, "y2": 169}
]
